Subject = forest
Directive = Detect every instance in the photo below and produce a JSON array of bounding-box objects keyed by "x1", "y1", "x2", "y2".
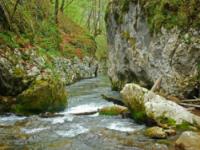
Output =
[{"x1": 0, "y1": 0, "x2": 200, "y2": 149}]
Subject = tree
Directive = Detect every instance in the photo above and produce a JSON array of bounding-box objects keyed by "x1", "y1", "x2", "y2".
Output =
[
  {"x1": 54, "y1": 0, "x2": 59, "y2": 24},
  {"x1": 60, "y1": 0, "x2": 74, "y2": 13},
  {"x1": 11, "y1": 0, "x2": 20, "y2": 20}
]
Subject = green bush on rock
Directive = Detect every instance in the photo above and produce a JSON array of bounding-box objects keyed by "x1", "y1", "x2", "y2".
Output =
[{"x1": 13, "y1": 77, "x2": 67, "y2": 115}]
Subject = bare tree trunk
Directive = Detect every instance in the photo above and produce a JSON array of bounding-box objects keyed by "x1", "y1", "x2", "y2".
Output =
[
  {"x1": 60, "y1": 0, "x2": 65, "y2": 13},
  {"x1": 11, "y1": 0, "x2": 20, "y2": 21},
  {"x1": 54, "y1": 0, "x2": 59, "y2": 24},
  {"x1": 0, "y1": 0, "x2": 11, "y2": 30}
]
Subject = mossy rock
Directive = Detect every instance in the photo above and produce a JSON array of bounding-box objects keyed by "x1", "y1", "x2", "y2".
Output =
[
  {"x1": 13, "y1": 77, "x2": 68, "y2": 115},
  {"x1": 99, "y1": 105, "x2": 128, "y2": 116},
  {"x1": 145, "y1": 126, "x2": 167, "y2": 139}
]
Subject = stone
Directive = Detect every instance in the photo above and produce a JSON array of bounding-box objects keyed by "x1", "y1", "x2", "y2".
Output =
[
  {"x1": 145, "y1": 127, "x2": 167, "y2": 139},
  {"x1": 121, "y1": 83, "x2": 200, "y2": 127},
  {"x1": 14, "y1": 77, "x2": 68, "y2": 115},
  {"x1": 106, "y1": 0, "x2": 200, "y2": 97},
  {"x1": 175, "y1": 131, "x2": 200, "y2": 150},
  {"x1": 164, "y1": 129, "x2": 176, "y2": 136},
  {"x1": 99, "y1": 105, "x2": 128, "y2": 116}
]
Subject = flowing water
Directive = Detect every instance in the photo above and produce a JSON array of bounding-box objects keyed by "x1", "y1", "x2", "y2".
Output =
[{"x1": 0, "y1": 76, "x2": 176, "y2": 150}]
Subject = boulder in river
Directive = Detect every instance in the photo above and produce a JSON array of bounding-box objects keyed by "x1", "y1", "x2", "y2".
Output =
[
  {"x1": 175, "y1": 131, "x2": 200, "y2": 150},
  {"x1": 121, "y1": 83, "x2": 200, "y2": 127},
  {"x1": 13, "y1": 77, "x2": 68, "y2": 115}
]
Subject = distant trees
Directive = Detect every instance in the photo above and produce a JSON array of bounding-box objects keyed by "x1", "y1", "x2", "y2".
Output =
[{"x1": 86, "y1": 0, "x2": 105, "y2": 38}]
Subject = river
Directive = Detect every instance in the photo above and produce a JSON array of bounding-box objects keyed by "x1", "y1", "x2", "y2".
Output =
[{"x1": 0, "y1": 76, "x2": 176, "y2": 150}]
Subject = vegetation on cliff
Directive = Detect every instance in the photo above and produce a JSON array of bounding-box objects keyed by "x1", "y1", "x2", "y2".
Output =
[{"x1": 106, "y1": 0, "x2": 200, "y2": 33}]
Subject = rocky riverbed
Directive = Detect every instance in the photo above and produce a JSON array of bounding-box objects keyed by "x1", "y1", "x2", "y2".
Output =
[{"x1": 0, "y1": 76, "x2": 184, "y2": 150}]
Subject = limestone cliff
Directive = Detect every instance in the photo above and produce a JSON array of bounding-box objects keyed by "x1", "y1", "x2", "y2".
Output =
[{"x1": 105, "y1": 0, "x2": 200, "y2": 98}]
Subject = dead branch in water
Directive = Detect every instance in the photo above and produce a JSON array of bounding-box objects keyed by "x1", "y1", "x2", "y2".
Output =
[
  {"x1": 69, "y1": 110, "x2": 98, "y2": 116},
  {"x1": 180, "y1": 103, "x2": 200, "y2": 109}
]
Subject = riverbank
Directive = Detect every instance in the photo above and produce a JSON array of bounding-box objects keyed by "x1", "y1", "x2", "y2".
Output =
[{"x1": 0, "y1": 47, "x2": 98, "y2": 115}]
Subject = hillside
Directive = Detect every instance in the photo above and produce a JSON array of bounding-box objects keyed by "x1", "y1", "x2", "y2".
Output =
[{"x1": 0, "y1": 0, "x2": 97, "y2": 115}]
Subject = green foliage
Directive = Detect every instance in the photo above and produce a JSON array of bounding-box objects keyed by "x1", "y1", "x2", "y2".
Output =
[
  {"x1": 140, "y1": 0, "x2": 200, "y2": 33},
  {"x1": 64, "y1": 0, "x2": 108, "y2": 61},
  {"x1": 0, "y1": 32, "x2": 19, "y2": 48},
  {"x1": 35, "y1": 21, "x2": 61, "y2": 51},
  {"x1": 99, "y1": 105, "x2": 128, "y2": 116},
  {"x1": 0, "y1": 0, "x2": 97, "y2": 59},
  {"x1": 158, "y1": 116, "x2": 176, "y2": 126},
  {"x1": 176, "y1": 121, "x2": 193, "y2": 131},
  {"x1": 95, "y1": 35, "x2": 108, "y2": 61}
]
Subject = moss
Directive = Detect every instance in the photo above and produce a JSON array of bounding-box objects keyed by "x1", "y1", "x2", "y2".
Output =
[
  {"x1": 111, "y1": 80, "x2": 126, "y2": 91},
  {"x1": 105, "y1": 0, "x2": 132, "y2": 25},
  {"x1": 127, "y1": 92, "x2": 149, "y2": 123},
  {"x1": 176, "y1": 121, "x2": 194, "y2": 131},
  {"x1": 140, "y1": 0, "x2": 200, "y2": 33},
  {"x1": 13, "y1": 67, "x2": 26, "y2": 78},
  {"x1": 128, "y1": 37, "x2": 136, "y2": 49},
  {"x1": 99, "y1": 105, "x2": 128, "y2": 116},
  {"x1": 131, "y1": 111, "x2": 148, "y2": 123},
  {"x1": 13, "y1": 77, "x2": 68, "y2": 115},
  {"x1": 158, "y1": 116, "x2": 176, "y2": 127},
  {"x1": 107, "y1": 0, "x2": 200, "y2": 33}
]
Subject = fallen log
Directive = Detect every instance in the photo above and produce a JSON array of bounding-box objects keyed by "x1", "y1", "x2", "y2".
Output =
[
  {"x1": 179, "y1": 103, "x2": 200, "y2": 109},
  {"x1": 182, "y1": 99, "x2": 200, "y2": 103},
  {"x1": 101, "y1": 94, "x2": 125, "y2": 106}
]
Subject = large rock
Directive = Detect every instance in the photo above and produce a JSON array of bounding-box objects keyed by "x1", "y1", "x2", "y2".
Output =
[
  {"x1": 106, "y1": 0, "x2": 200, "y2": 97},
  {"x1": 13, "y1": 77, "x2": 68, "y2": 115},
  {"x1": 121, "y1": 83, "x2": 200, "y2": 127},
  {"x1": 175, "y1": 131, "x2": 200, "y2": 150}
]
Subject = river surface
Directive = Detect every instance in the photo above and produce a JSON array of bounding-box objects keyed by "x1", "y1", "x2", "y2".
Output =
[{"x1": 0, "y1": 76, "x2": 176, "y2": 150}]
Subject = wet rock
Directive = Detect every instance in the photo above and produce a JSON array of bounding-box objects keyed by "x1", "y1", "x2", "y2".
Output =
[
  {"x1": 121, "y1": 83, "x2": 200, "y2": 127},
  {"x1": 149, "y1": 143, "x2": 168, "y2": 150},
  {"x1": 145, "y1": 127, "x2": 167, "y2": 139},
  {"x1": 99, "y1": 105, "x2": 128, "y2": 116},
  {"x1": 175, "y1": 131, "x2": 200, "y2": 150},
  {"x1": 106, "y1": 0, "x2": 200, "y2": 97},
  {"x1": 14, "y1": 77, "x2": 68, "y2": 115},
  {"x1": 164, "y1": 129, "x2": 176, "y2": 136}
]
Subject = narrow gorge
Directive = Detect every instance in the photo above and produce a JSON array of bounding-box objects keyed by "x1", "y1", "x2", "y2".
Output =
[{"x1": 0, "y1": 0, "x2": 200, "y2": 150}]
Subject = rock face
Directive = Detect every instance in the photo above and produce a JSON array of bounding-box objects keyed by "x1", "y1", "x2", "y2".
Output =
[
  {"x1": 175, "y1": 131, "x2": 200, "y2": 150},
  {"x1": 121, "y1": 83, "x2": 200, "y2": 127},
  {"x1": 106, "y1": 0, "x2": 200, "y2": 97}
]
